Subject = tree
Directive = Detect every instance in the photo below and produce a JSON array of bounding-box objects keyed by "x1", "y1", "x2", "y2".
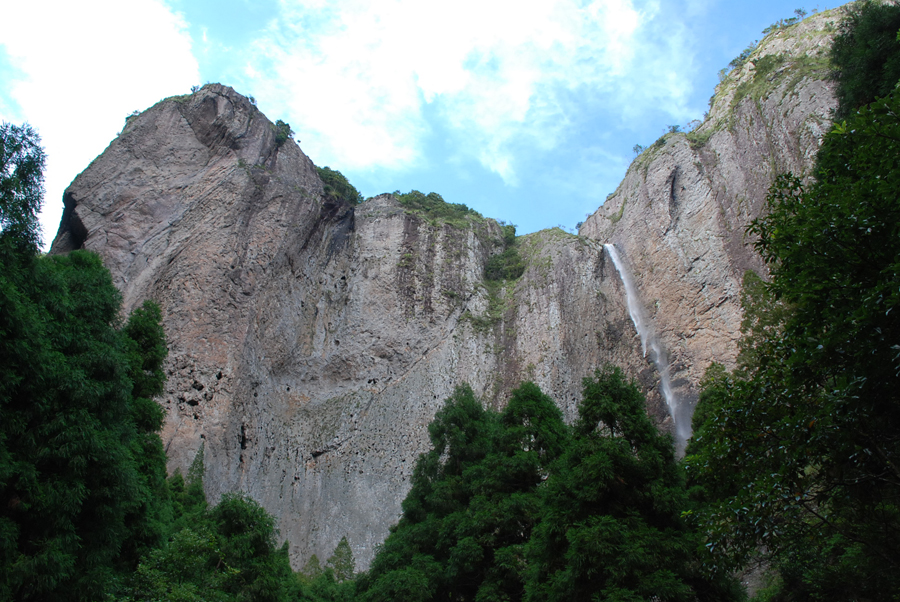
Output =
[
  {"x1": 0, "y1": 122, "x2": 45, "y2": 248},
  {"x1": 686, "y1": 92, "x2": 900, "y2": 600},
  {"x1": 326, "y1": 537, "x2": 356, "y2": 583},
  {"x1": 0, "y1": 123, "x2": 171, "y2": 601},
  {"x1": 830, "y1": 0, "x2": 900, "y2": 119},
  {"x1": 359, "y1": 382, "x2": 567, "y2": 602},
  {"x1": 0, "y1": 248, "x2": 171, "y2": 600},
  {"x1": 525, "y1": 367, "x2": 739, "y2": 602},
  {"x1": 126, "y1": 493, "x2": 300, "y2": 602},
  {"x1": 274, "y1": 120, "x2": 293, "y2": 147}
]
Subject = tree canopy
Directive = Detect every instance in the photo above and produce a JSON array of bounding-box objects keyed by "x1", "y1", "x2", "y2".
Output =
[
  {"x1": 0, "y1": 123, "x2": 171, "y2": 600},
  {"x1": 317, "y1": 166, "x2": 364, "y2": 206}
]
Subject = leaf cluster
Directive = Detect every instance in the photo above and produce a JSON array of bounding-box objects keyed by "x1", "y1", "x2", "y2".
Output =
[
  {"x1": 274, "y1": 120, "x2": 294, "y2": 147},
  {"x1": 0, "y1": 243, "x2": 171, "y2": 600},
  {"x1": 0, "y1": 122, "x2": 45, "y2": 249},
  {"x1": 394, "y1": 190, "x2": 483, "y2": 228},
  {"x1": 484, "y1": 224, "x2": 525, "y2": 282}
]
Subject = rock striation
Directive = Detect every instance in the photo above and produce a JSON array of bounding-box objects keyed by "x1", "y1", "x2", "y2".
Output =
[{"x1": 50, "y1": 8, "x2": 842, "y2": 570}]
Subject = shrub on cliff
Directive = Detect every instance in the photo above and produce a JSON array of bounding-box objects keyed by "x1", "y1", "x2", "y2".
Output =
[
  {"x1": 317, "y1": 166, "x2": 364, "y2": 206},
  {"x1": 831, "y1": 0, "x2": 900, "y2": 118}
]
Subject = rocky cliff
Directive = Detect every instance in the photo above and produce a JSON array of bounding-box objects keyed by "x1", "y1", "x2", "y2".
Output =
[
  {"x1": 50, "y1": 8, "x2": 841, "y2": 570},
  {"x1": 580, "y1": 8, "x2": 840, "y2": 421},
  {"x1": 50, "y1": 85, "x2": 656, "y2": 567}
]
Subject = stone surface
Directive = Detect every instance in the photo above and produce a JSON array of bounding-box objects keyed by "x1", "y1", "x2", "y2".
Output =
[{"x1": 50, "y1": 9, "x2": 842, "y2": 570}]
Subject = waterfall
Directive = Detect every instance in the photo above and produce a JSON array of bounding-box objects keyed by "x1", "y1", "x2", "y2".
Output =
[{"x1": 604, "y1": 243, "x2": 691, "y2": 453}]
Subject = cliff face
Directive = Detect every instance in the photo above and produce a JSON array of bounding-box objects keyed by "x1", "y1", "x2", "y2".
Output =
[
  {"x1": 580, "y1": 9, "x2": 839, "y2": 416},
  {"x1": 51, "y1": 85, "x2": 656, "y2": 567},
  {"x1": 50, "y1": 9, "x2": 840, "y2": 569}
]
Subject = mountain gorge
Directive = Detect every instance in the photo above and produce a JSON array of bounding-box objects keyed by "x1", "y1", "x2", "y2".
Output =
[{"x1": 49, "y1": 8, "x2": 841, "y2": 570}]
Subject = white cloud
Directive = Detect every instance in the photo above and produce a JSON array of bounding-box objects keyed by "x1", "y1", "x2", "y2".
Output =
[
  {"x1": 0, "y1": 0, "x2": 200, "y2": 249},
  {"x1": 242, "y1": 0, "x2": 695, "y2": 183}
]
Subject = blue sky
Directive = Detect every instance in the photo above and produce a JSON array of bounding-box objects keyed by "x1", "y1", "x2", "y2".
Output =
[{"x1": 0, "y1": 0, "x2": 833, "y2": 249}]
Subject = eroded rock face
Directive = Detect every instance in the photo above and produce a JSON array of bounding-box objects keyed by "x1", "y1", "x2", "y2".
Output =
[
  {"x1": 579, "y1": 9, "x2": 840, "y2": 421},
  {"x1": 51, "y1": 84, "x2": 655, "y2": 568}
]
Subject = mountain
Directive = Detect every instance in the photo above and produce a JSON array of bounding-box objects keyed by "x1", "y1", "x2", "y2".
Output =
[{"x1": 50, "y1": 8, "x2": 841, "y2": 569}]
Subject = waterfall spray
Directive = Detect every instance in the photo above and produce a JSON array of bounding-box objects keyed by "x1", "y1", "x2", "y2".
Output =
[{"x1": 604, "y1": 244, "x2": 691, "y2": 453}]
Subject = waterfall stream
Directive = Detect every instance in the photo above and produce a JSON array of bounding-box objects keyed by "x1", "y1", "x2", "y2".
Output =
[{"x1": 604, "y1": 244, "x2": 691, "y2": 453}]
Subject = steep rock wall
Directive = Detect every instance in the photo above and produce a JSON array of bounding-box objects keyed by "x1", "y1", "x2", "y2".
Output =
[
  {"x1": 579, "y1": 9, "x2": 840, "y2": 422},
  {"x1": 51, "y1": 85, "x2": 653, "y2": 568}
]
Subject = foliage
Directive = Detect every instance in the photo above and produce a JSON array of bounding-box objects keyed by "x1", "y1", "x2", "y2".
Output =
[
  {"x1": 830, "y1": 0, "x2": 900, "y2": 119},
  {"x1": 357, "y1": 382, "x2": 566, "y2": 602},
  {"x1": 761, "y1": 9, "x2": 805, "y2": 35},
  {"x1": 0, "y1": 247, "x2": 172, "y2": 600},
  {"x1": 729, "y1": 42, "x2": 759, "y2": 70},
  {"x1": 0, "y1": 122, "x2": 45, "y2": 249},
  {"x1": 124, "y1": 492, "x2": 301, "y2": 602},
  {"x1": 274, "y1": 120, "x2": 293, "y2": 147},
  {"x1": 525, "y1": 367, "x2": 740, "y2": 602},
  {"x1": 0, "y1": 125, "x2": 173, "y2": 600},
  {"x1": 326, "y1": 537, "x2": 356, "y2": 583},
  {"x1": 686, "y1": 92, "x2": 900, "y2": 600},
  {"x1": 485, "y1": 224, "x2": 526, "y2": 281},
  {"x1": 394, "y1": 190, "x2": 483, "y2": 228},
  {"x1": 317, "y1": 166, "x2": 364, "y2": 206},
  {"x1": 730, "y1": 54, "x2": 786, "y2": 108},
  {"x1": 359, "y1": 374, "x2": 738, "y2": 601}
]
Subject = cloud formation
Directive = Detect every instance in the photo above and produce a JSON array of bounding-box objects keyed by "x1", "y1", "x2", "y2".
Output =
[
  {"x1": 0, "y1": 0, "x2": 199, "y2": 247},
  {"x1": 243, "y1": 0, "x2": 695, "y2": 183}
]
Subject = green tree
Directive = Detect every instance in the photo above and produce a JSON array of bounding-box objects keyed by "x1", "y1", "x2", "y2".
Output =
[
  {"x1": 359, "y1": 382, "x2": 567, "y2": 602},
  {"x1": 0, "y1": 122, "x2": 45, "y2": 248},
  {"x1": 326, "y1": 537, "x2": 356, "y2": 583},
  {"x1": 274, "y1": 120, "x2": 293, "y2": 147},
  {"x1": 0, "y1": 247, "x2": 170, "y2": 600},
  {"x1": 0, "y1": 123, "x2": 171, "y2": 601},
  {"x1": 126, "y1": 493, "x2": 300, "y2": 602},
  {"x1": 830, "y1": 0, "x2": 900, "y2": 119},
  {"x1": 687, "y1": 92, "x2": 900, "y2": 600},
  {"x1": 525, "y1": 367, "x2": 739, "y2": 602}
]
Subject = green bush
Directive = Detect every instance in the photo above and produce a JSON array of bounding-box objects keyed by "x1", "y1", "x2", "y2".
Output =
[
  {"x1": 317, "y1": 166, "x2": 364, "y2": 205},
  {"x1": 274, "y1": 120, "x2": 293, "y2": 147},
  {"x1": 394, "y1": 190, "x2": 482, "y2": 227}
]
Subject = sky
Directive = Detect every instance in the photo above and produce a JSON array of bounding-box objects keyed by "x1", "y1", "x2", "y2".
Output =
[{"x1": 0, "y1": 0, "x2": 834, "y2": 250}]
